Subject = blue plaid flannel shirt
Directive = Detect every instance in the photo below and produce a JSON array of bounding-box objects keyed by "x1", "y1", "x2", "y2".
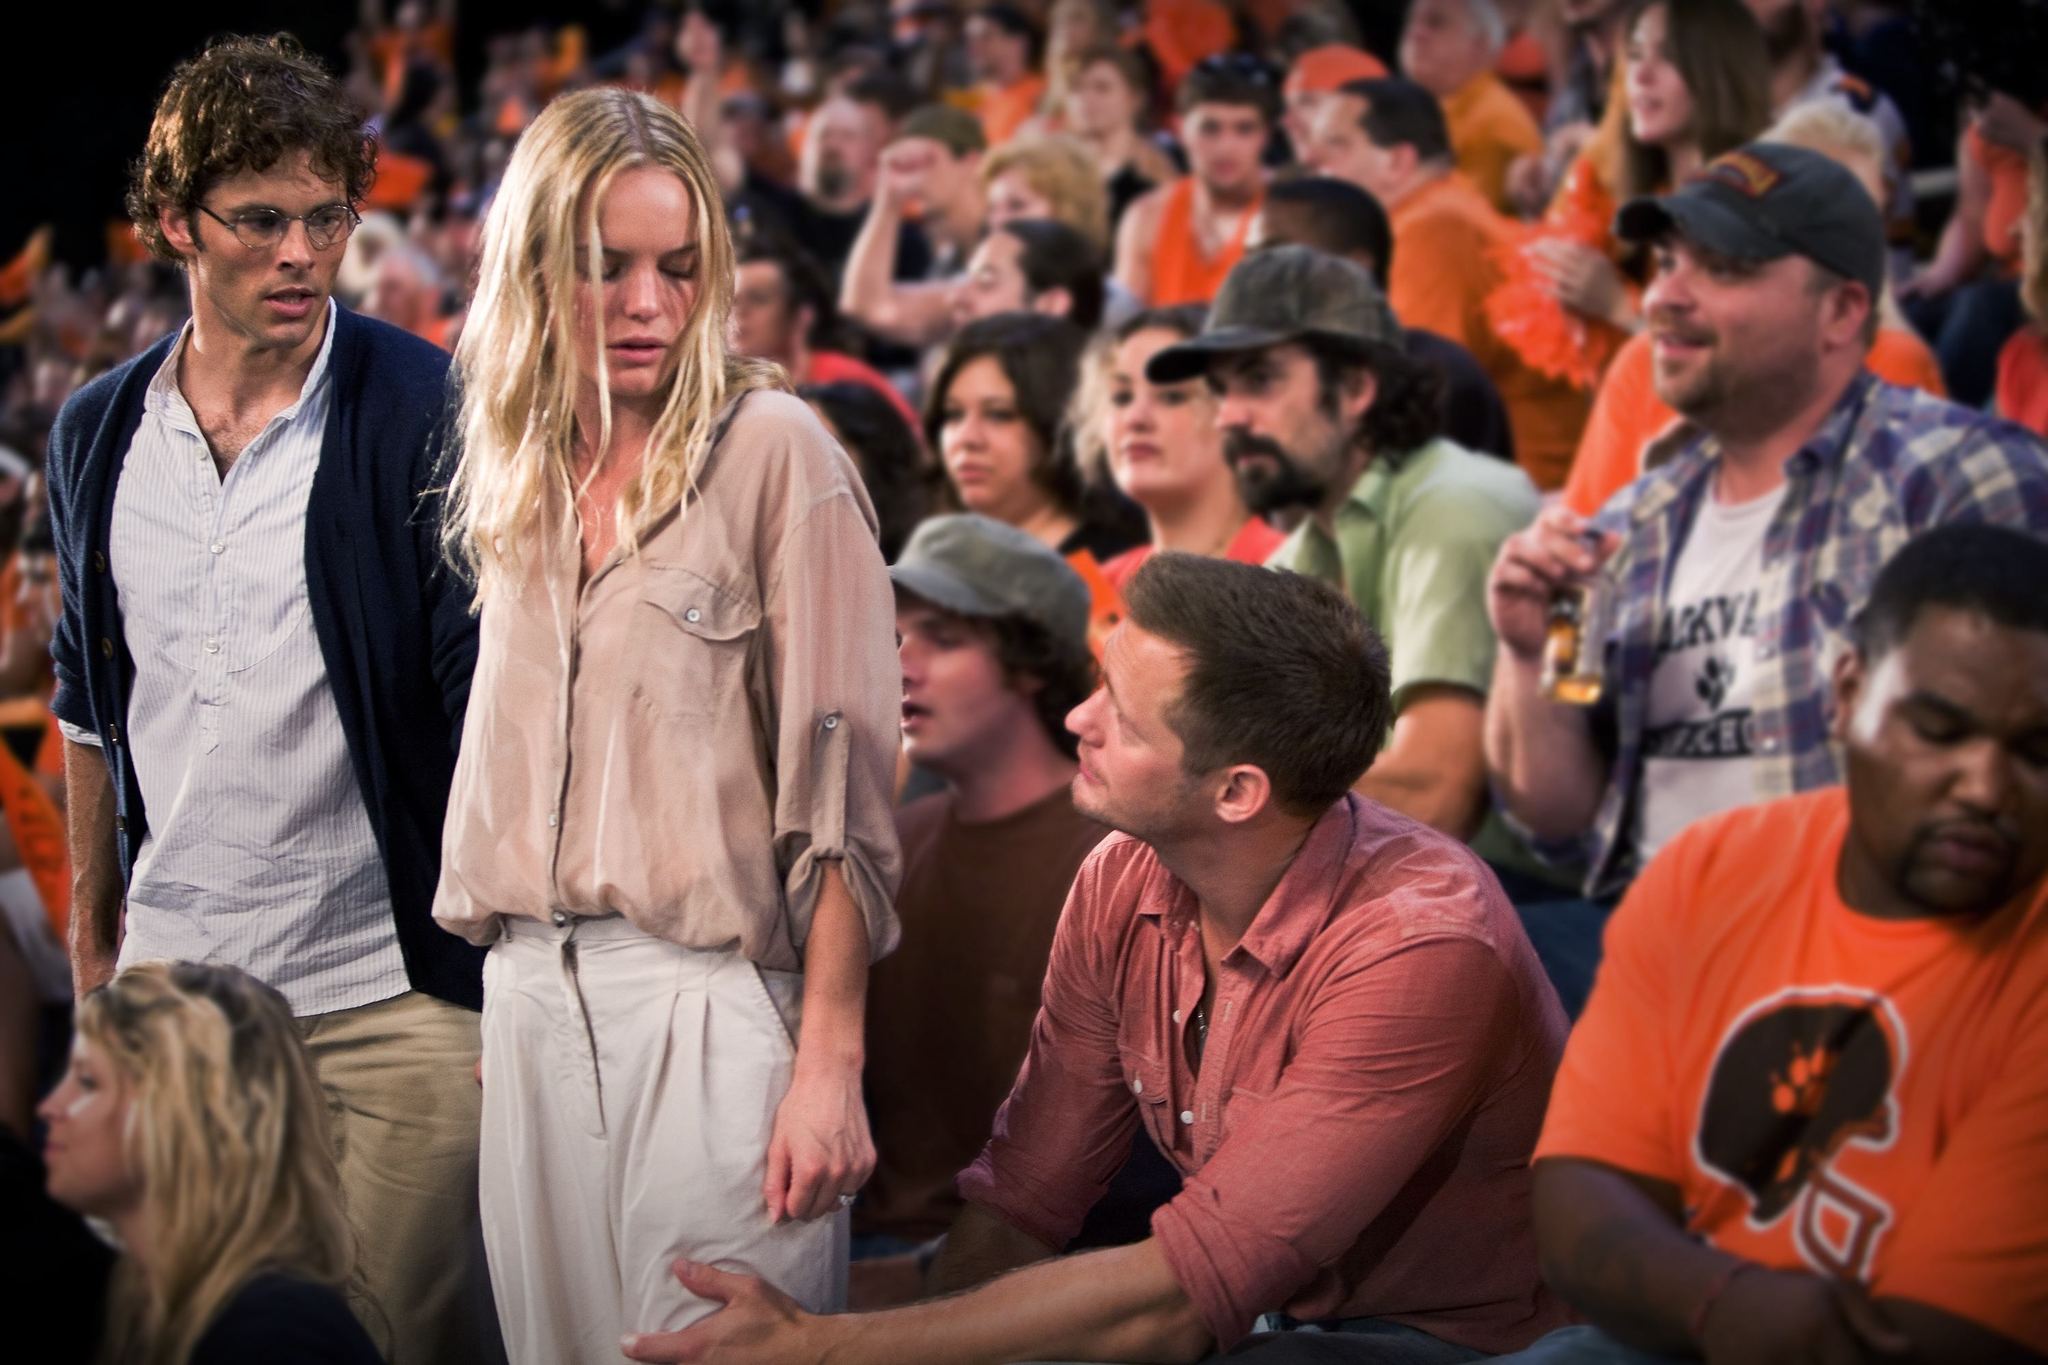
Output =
[{"x1": 1554, "y1": 371, "x2": 2048, "y2": 898}]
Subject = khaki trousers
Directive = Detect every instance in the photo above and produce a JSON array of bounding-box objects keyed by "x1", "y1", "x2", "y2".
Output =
[
  {"x1": 300, "y1": 988, "x2": 500, "y2": 1365},
  {"x1": 479, "y1": 915, "x2": 847, "y2": 1365}
]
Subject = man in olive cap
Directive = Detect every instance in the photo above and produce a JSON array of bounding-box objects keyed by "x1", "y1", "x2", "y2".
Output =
[
  {"x1": 1485, "y1": 141, "x2": 2048, "y2": 1012},
  {"x1": 1148, "y1": 243, "x2": 1539, "y2": 846}
]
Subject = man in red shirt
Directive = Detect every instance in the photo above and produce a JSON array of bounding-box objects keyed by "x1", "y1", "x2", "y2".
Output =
[{"x1": 624, "y1": 555, "x2": 1569, "y2": 1364}]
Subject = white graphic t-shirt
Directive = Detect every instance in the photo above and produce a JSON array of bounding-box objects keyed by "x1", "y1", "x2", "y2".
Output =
[{"x1": 1635, "y1": 483, "x2": 1787, "y2": 862}]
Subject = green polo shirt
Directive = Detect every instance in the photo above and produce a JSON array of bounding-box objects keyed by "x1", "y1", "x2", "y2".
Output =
[
  {"x1": 1268, "y1": 436, "x2": 1538, "y2": 710},
  {"x1": 1269, "y1": 436, "x2": 1551, "y2": 879}
]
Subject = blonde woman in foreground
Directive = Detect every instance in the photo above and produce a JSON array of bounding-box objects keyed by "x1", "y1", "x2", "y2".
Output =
[
  {"x1": 40, "y1": 961, "x2": 381, "y2": 1365},
  {"x1": 431, "y1": 88, "x2": 902, "y2": 1358}
]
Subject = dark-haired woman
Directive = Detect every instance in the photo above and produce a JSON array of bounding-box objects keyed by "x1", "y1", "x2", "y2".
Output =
[{"x1": 924, "y1": 313, "x2": 1143, "y2": 564}]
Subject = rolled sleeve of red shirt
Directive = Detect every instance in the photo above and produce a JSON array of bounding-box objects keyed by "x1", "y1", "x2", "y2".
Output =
[
  {"x1": 957, "y1": 840, "x2": 1150, "y2": 1248},
  {"x1": 1150, "y1": 936, "x2": 1524, "y2": 1349}
]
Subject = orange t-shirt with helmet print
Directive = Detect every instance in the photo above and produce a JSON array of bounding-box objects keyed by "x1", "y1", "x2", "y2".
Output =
[{"x1": 1537, "y1": 788, "x2": 2048, "y2": 1352}]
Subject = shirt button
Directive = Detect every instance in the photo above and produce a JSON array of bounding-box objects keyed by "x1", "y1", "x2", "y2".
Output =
[
  {"x1": 551, "y1": 909, "x2": 569, "y2": 927},
  {"x1": 823, "y1": 715, "x2": 839, "y2": 730},
  {"x1": 93, "y1": 552, "x2": 107, "y2": 573},
  {"x1": 209, "y1": 541, "x2": 225, "y2": 554},
  {"x1": 1180, "y1": 1110, "x2": 1195, "y2": 1125},
  {"x1": 684, "y1": 607, "x2": 702, "y2": 623},
  {"x1": 100, "y1": 637, "x2": 114, "y2": 658},
  {"x1": 546, "y1": 812, "x2": 559, "y2": 827},
  {"x1": 203, "y1": 638, "x2": 221, "y2": 654},
  {"x1": 1131, "y1": 1077, "x2": 1144, "y2": 1095},
  {"x1": 1172, "y1": 1009, "x2": 1183, "y2": 1024}
]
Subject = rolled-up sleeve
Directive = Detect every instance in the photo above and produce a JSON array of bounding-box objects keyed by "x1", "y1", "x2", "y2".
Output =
[
  {"x1": 1150, "y1": 937, "x2": 1520, "y2": 1348},
  {"x1": 762, "y1": 482, "x2": 903, "y2": 963}
]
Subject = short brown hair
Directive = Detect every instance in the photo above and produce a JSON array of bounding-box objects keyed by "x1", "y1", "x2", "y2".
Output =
[
  {"x1": 1125, "y1": 554, "x2": 1390, "y2": 817},
  {"x1": 127, "y1": 34, "x2": 377, "y2": 262}
]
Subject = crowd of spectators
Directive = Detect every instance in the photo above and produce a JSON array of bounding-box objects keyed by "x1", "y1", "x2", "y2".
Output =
[{"x1": 4, "y1": 1, "x2": 2048, "y2": 1363}]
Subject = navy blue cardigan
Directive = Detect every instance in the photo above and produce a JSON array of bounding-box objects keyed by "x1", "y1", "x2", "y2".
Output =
[{"x1": 46, "y1": 307, "x2": 484, "y2": 1009}]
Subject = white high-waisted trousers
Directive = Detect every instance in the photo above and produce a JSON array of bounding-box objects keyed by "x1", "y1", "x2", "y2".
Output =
[{"x1": 478, "y1": 913, "x2": 846, "y2": 1364}]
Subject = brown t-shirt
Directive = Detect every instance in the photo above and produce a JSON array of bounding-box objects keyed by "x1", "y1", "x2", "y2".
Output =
[{"x1": 858, "y1": 785, "x2": 1108, "y2": 1240}]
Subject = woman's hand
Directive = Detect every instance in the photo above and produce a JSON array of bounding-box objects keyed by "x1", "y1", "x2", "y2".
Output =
[
  {"x1": 763, "y1": 1057, "x2": 874, "y2": 1223},
  {"x1": 1525, "y1": 237, "x2": 1638, "y2": 330}
]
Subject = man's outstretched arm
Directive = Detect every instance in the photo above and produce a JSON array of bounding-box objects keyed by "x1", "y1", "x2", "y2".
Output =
[{"x1": 622, "y1": 1234, "x2": 1211, "y2": 1365}]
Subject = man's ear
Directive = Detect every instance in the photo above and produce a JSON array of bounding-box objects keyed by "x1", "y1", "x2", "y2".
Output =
[
  {"x1": 159, "y1": 205, "x2": 199, "y2": 260},
  {"x1": 1829, "y1": 643, "x2": 1866, "y2": 745},
  {"x1": 1340, "y1": 363, "x2": 1378, "y2": 426},
  {"x1": 1030, "y1": 287, "x2": 1071, "y2": 319},
  {"x1": 1213, "y1": 763, "x2": 1274, "y2": 826}
]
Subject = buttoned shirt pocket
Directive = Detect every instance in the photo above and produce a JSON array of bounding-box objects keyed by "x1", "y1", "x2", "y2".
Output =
[
  {"x1": 1118, "y1": 1044, "x2": 1178, "y2": 1158},
  {"x1": 631, "y1": 566, "x2": 761, "y2": 721}
]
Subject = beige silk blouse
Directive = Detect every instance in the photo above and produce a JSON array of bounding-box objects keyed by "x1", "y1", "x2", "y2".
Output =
[{"x1": 433, "y1": 389, "x2": 903, "y2": 969}]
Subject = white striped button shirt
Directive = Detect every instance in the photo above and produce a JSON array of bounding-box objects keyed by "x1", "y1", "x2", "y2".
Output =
[{"x1": 70, "y1": 303, "x2": 407, "y2": 1015}]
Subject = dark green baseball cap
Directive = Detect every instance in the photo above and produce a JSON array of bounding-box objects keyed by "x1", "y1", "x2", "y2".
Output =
[
  {"x1": 889, "y1": 514, "x2": 1090, "y2": 646},
  {"x1": 1145, "y1": 245, "x2": 1403, "y2": 385},
  {"x1": 1615, "y1": 141, "x2": 1885, "y2": 298}
]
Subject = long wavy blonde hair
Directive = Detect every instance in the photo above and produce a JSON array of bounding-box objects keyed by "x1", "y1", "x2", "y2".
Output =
[
  {"x1": 83, "y1": 962, "x2": 363, "y2": 1365},
  {"x1": 449, "y1": 87, "x2": 780, "y2": 596}
]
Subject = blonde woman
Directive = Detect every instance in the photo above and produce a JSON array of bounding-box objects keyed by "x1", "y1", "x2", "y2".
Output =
[
  {"x1": 980, "y1": 135, "x2": 1112, "y2": 255},
  {"x1": 432, "y1": 88, "x2": 902, "y2": 1358},
  {"x1": 39, "y1": 961, "x2": 380, "y2": 1365}
]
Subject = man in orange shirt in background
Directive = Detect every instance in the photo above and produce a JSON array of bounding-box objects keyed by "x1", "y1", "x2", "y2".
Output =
[
  {"x1": 1502, "y1": 524, "x2": 2048, "y2": 1365},
  {"x1": 1306, "y1": 77, "x2": 1588, "y2": 490},
  {"x1": 1280, "y1": 43, "x2": 1387, "y2": 167},
  {"x1": 1399, "y1": 0, "x2": 1543, "y2": 213},
  {"x1": 965, "y1": 3, "x2": 1047, "y2": 147},
  {"x1": 1114, "y1": 55, "x2": 1273, "y2": 308}
]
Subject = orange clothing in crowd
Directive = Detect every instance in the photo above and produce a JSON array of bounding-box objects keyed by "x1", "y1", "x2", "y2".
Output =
[
  {"x1": 1440, "y1": 71, "x2": 1545, "y2": 214},
  {"x1": 1538, "y1": 789, "x2": 2048, "y2": 1354},
  {"x1": 1137, "y1": 0, "x2": 1235, "y2": 89},
  {"x1": 364, "y1": 147, "x2": 433, "y2": 213},
  {"x1": 1996, "y1": 325, "x2": 2048, "y2": 436},
  {"x1": 369, "y1": 20, "x2": 455, "y2": 107},
  {"x1": 1099, "y1": 516, "x2": 1287, "y2": 591},
  {"x1": 1563, "y1": 325, "x2": 1949, "y2": 515},
  {"x1": 1495, "y1": 28, "x2": 1551, "y2": 124},
  {"x1": 1148, "y1": 178, "x2": 1262, "y2": 308},
  {"x1": 975, "y1": 72, "x2": 1049, "y2": 147},
  {"x1": 1967, "y1": 126, "x2": 2028, "y2": 271},
  {"x1": 1486, "y1": 150, "x2": 1633, "y2": 391},
  {"x1": 1388, "y1": 173, "x2": 1590, "y2": 490}
]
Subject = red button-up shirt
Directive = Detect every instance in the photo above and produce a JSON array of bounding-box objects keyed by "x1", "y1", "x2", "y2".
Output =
[{"x1": 958, "y1": 795, "x2": 1571, "y2": 1352}]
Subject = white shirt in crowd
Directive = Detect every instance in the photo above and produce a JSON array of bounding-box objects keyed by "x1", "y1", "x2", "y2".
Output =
[
  {"x1": 61, "y1": 302, "x2": 407, "y2": 1015},
  {"x1": 1635, "y1": 482, "x2": 1789, "y2": 863}
]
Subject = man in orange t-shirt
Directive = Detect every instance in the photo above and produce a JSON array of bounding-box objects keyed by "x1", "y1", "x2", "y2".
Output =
[
  {"x1": 1306, "y1": 77, "x2": 1588, "y2": 489},
  {"x1": 1562, "y1": 323, "x2": 1948, "y2": 516},
  {"x1": 1505, "y1": 524, "x2": 2048, "y2": 1364},
  {"x1": 1399, "y1": 0, "x2": 1543, "y2": 212},
  {"x1": 1113, "y1": 56, "x2": 1273, "y2": 308},
  {"x1": 964, "y1": 3, "x2": 1048, "y2": 147}
]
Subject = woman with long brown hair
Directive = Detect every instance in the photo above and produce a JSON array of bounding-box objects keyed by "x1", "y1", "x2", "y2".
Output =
[{"x1": 1489, "y1": 0, "x2": 1770, "y2": 387}]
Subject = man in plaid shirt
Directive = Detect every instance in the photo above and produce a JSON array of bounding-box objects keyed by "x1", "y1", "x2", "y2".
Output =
[{"x1": 1484, "y1": 142, "x2": 2048, "y2": 1013}]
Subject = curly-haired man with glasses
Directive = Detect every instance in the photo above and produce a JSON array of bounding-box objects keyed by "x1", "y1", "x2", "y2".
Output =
[{"x1": 45, "y1": 34, "x2": 491, "y2": 1364}]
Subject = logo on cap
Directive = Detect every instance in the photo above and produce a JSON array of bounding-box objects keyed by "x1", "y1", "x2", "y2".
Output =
[{"x1": 1694, "y1": 150, "x2": 1784, "y2": 200}]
